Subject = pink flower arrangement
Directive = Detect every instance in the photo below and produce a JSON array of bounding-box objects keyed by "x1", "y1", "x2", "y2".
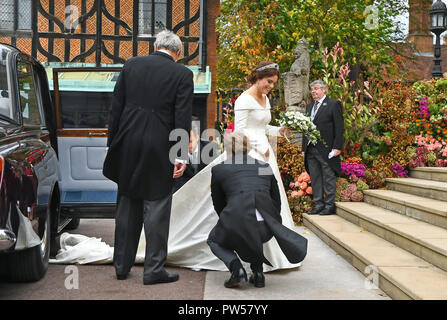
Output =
[
  {"x1": 391, "y1": 164, "x2": 408, "y2": 178},
  {"x1": 409, "y1": 146, "x2": 429, "y2": 168},
  {"x1": 341, "y1": 163, "x2": 366, "y2": 177},
  {"x1": 419, "y1": 96, "x2": 430, "y2": 119},
  {"x1": 338, "y1": 63, "x2": 350, "y2": 79},
  {"x1": 339, "y1": 183, "x2": 363, "y2": 202},
  {"x1": 435, "y1": 159, "x2": 447, "y2": 167},
  {"x1": 225, "y1": 122, "x2": 234, "y2": 134},
  {"x1": 329, "y1": 42, "x2": 344, "y2": 63},
  {"x1": 287, "y1": 172, "x2": 312, "y2": 198},
  {"x1": 415, "y1": 135, "x2": 444, "y2": 151}
]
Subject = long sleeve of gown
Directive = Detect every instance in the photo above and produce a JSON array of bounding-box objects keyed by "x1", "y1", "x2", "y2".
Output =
[
  {"x1": 234, "y1": 96, "x2": 271, "y2": 156},
  {"x1": 266, "y1": 124, "x2": 282, "y2": 137}
]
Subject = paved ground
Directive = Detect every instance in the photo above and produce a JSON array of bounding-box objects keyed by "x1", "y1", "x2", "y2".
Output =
[
  {"x1": 204, "y1": 226, "x2": 390, "y2": 300},
  {"x1": 0, "y1": 219, "x2": 390, "y2": 300},
  {"x1": 0, "y1": 219, "x2": 206, "y2": 300}
]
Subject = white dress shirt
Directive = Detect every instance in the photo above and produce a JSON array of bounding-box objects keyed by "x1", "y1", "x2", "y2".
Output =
[
  {"x1": 189, "y1": 144, "x2": 199, "y2": 165},
  {"x1": 311, "y1": 95, "x2": 326, "y2": 121}
]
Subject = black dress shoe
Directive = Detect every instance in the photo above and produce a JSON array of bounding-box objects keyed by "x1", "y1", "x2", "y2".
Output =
[
  {"x1": 308, "y1": 205, "x2": 325, "y2": 215},
  {"x1": 116, "y1": 274, "x2": 128, "y2": 280},
  {"x1": 319, "y1": 205, "x2": 336, "y2": 215},
  {"x1": 143, "y1": 272, "x2": 179, "y2": 285},
  {"x1": 249, "y1": 271, "x2": 265, "y2": 288},
  {"x1": 224, "y1": 267, "x2": 248, "y2": 288}
]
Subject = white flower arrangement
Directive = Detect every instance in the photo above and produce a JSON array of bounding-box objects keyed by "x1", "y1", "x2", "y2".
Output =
[{"x1": 279, "y1": 110, "x2": 324, "y2": 145}]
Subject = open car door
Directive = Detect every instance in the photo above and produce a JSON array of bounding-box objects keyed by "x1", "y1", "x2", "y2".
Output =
[{"x1": 50, "y1": 67, "x2": 121, "y2": 219}]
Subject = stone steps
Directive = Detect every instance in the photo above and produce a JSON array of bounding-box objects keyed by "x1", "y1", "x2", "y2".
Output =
[
  {"x1": 410, "y1": 167, "x2": 447, "y2": 183},
  {"x1": 304, "y1": 214, "x2": 447, "y2": 300},
  {"x1": 363, "y1": 189, "x2": 447, "y2": 229},
  {"x1": 336, "y1": 202, "x2": 447, "y2": 272},
  {"x1": 303, "y1": 167, "x2": 447, "y2": 299},
  {"x1": 386, "y1": 177, "x2": 447, "y2": 202}
]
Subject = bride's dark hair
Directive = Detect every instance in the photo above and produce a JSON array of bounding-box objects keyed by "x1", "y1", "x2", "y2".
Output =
[{"x1": 247, "y1": 61, "x2": 279, "y2": 85}]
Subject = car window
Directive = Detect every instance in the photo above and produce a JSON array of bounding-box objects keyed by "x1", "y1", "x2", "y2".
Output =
[
  {"x1": 17, "y1": 60, "x2": 43, "y2": 127},
  {"x1": 58, "y1": 91, "x2": 112, "y2": 128},
  {"x1": 0, "y1": 48, "x2": 15, "y2": 121},
  {"x1": 54, "y1": 70, "x2": 118, "y2": 128}
]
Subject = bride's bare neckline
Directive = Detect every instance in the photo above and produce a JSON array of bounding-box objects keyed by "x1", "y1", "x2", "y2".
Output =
[{"x1": 244, "y1": 92, "x2": 268, "y2": 109}]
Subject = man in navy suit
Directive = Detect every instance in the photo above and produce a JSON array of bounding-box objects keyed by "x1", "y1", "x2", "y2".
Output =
[{"x1": 302, "y1": 80, "x2": 344, "y2": 215}]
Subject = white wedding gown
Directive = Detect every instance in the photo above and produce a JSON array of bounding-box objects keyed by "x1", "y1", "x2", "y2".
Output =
[{"x1": 50, "y1": 93, "x2": 301, "y2": 272}]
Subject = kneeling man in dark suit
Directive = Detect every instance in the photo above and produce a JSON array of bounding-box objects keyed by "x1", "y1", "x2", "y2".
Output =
[{"x1": 207, "y1": 132, "x2": 308, "y2": 288}]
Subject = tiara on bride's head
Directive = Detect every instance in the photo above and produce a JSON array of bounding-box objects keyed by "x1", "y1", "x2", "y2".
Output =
[{"x1": 256, "y1": 63, "x2": 279, "y2": 72}]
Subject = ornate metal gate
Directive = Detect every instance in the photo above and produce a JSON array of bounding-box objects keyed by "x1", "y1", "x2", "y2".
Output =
[{"x1": 1, "y1": 0, "x2": 205, "y2": 67}]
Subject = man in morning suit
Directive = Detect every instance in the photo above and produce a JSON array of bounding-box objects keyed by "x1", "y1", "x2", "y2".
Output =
[
  {"x1": 208, "y1": 132, "x2": 307, "y2": 288},
  {"x1": 103, "y1": 30, "x2": 193, "y2": 285}
]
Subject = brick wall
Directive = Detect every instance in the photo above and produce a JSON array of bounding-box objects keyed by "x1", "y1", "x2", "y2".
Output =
[
  {"x1": 206, "y1": 0, "x2": 220, "y2": 130},
  {"x1": 1, "y1": 0, "x2": 203, "y2": 64},
  {"x1": 0, "y1": 0, "x2": 220, "y2": 128}
]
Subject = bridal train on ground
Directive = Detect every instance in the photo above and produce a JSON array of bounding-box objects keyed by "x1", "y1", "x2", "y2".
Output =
[{"x1": 50, "y1": 93, "x2": 301, "y2": 272}]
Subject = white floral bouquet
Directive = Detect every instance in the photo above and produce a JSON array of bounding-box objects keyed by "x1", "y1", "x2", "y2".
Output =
[{"x1": 279, "y1": 110, "x2": 324, "y2": 146}]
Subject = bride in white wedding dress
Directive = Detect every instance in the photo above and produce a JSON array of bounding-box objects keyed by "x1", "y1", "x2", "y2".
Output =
[{"x1": 51, "y1": 61, "x2": 302, "y2": 272}]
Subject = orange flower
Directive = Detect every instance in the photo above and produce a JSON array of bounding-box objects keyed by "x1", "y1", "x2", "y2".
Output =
[{"x1": 438, "y1": 137, "x2": 442, "y2": 141}]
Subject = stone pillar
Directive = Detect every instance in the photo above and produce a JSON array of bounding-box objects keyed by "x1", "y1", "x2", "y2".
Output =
[{"x1": 407, "y1": 0, "x2": 434, "y2": 53}]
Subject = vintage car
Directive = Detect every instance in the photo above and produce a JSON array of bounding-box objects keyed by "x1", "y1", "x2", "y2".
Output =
[
  {"x1": 0, "y1": 42, "x2": 210, "y2": 282},
  {"x1": 0, "y1": 43, "x2": 63, "y2": 282},
  {"x1": 0, "y1": 42, "x2": 125, "y2": 282},
  {"x1": 47, "y1": 65, "x2": 121, "y2": 224}
]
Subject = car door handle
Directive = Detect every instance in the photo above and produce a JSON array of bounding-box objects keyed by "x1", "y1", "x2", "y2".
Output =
[{"x1": 88, "y1": 132, "x2": 107, "y2": 137}]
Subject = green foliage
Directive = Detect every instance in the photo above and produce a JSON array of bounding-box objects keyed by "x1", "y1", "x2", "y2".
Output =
[
  {"x1": 217, "y1": 0, "x2": 408, "y2": 88},
  {"x1": 320, "y1": 42, "x2": 379, "y2": 158}
]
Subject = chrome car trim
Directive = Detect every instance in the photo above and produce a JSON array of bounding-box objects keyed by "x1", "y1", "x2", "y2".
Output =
[{"x1": 0, "y1": 229, "x2": 16, "y2": 251}]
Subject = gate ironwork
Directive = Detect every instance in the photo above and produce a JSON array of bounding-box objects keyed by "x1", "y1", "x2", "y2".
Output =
[{"x1": 1, "y1": 0, "x2": 205, "y2": 66}]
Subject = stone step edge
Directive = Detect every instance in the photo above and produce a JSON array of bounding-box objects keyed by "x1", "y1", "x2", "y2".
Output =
[
  {"x1": 386, "y1": 178, "x2": 447, "y2": 192},
  {"x1": 303, "y1": 214, "x2": 444, "y2": 300},
  {"x1": 363, "y1": 190, "x2": 447, "y2": 218},
  {"x1": 336, "y1": 202, "x2": 447, "y2": 258},
  {"x1": 411, "y1": 167, "x2": 447, "y2": 173}
]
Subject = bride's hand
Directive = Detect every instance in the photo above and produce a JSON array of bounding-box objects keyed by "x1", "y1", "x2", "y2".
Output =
[
  {"x1": 264, "y1": 149, "x2": 270, "y2": 161},
  {"x1": 280, "y1": 126, "x2": 291, "y2": 138}
]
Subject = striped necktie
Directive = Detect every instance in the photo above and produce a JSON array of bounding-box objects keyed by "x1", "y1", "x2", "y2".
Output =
[{"x1": 311, "y1": 101, "x2": 320, "y2": 121}]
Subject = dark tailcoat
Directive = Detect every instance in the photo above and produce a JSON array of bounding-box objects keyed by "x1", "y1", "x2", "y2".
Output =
[
  {"x1": 103, "y1": 51, "x2": 193, "y2": 201},
  {"x1": 208, "y1": 155, "x2": 308, "y2": 266},
  {"x1": 302, "y1": 96, "x2": 344, "y2": 176},
  {"x1": 172, "y1": 139, "x2": 220, "y2": 193}
]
